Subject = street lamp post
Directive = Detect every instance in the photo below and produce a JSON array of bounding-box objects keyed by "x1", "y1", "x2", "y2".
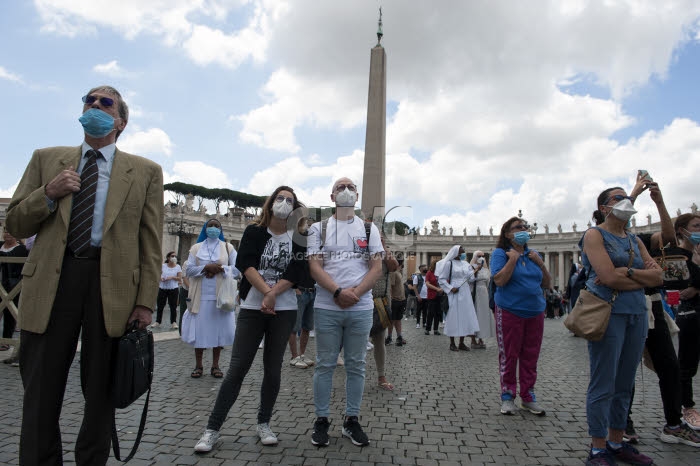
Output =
[{"x1": 167, "y1": 210, "x2": 196, "y2": 264}]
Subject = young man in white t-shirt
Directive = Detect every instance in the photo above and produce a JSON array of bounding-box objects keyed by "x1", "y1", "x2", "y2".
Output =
[{"x1": 307, "y1": 177, "x2": 384, "y2": 447}]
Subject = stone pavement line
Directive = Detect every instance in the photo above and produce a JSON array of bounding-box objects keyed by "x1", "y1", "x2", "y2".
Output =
[{"x1": 0, "y1": 319, "x2": 698, "y2": 465}]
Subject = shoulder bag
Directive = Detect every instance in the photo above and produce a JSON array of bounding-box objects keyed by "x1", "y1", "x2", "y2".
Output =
[
  {"x1": 653, "y1": 235, "x2": 690, "y2": 288},
  {"x1": 216, "y1": 243, "x2": 237, "y2": 311},
  {"x1": 111, "y1": 321, "x2": 154, "y2": 462},
  {"x1": 564, "y1": 235, "x2": 635, "y2": 341}
]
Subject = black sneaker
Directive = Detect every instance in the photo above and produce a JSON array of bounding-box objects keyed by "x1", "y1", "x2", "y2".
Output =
[
  {"x1": 623, "y1": 418, "x2": 639, "y2": 444},
  {"x1": 311, "y1": 417, "x2": 330, "y2": 446},
  {"x1": 396, "y1": 336, "x2": 406, "y2": 346},
  {"x1": 384, "y1": 336, "x2": 392, "y2": 345},
  {"x1": 342, "y1": 416, "x2": 369, "y2": 446},
  {"x1": 424, "y1": 330, "x2": 430, "y2": 335},
  {"x1": 433, "y1": 331, "x2": 441, "y2": 335}
]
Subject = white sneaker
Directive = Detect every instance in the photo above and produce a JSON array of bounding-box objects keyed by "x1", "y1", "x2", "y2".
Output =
[
  {"x1": 194, "y1": 429, "x2": 220, "y2": 452},
  {"x1": 256, "y1": 423, "x2": 278, "y2": 445},
  {"x1": 290, "y1": 356, "x2": 308, "y2": 369},
  {"x1": 415, "y1": 324, "x2": 420, "y2": 329},
  {"x1": 366, "y1": 341, "x2": 374, "y2": 351},
  {"x1": 300, "y1": 354, "x2": 315, "y2": 366},
  {"x1": 150, "y1": 322, "x2": 160, "y2": 328},
  {"x1": 309, "y1": 330, "x2": 315, "y2": 338},
  {"x1": 337, "y1": 354, "x2": 344, "y2": 366},
  {"x1": 171, "y1": 322, "x2": 179, "y2": 330}
]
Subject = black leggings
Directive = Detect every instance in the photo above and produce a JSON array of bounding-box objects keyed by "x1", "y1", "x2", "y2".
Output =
[
  {"x1": 415, "y1": 299, "x2": 427, "y2": 326},
  {"x1": 425, "y1": 298, "x2": 441, "y2": 331},
  {"x1": 207, "y1": 309, "x2": 296, "y2": 428},
  {"x1": 156, "y1": 288, "x2": 179, "y2": 324},
  {"x1": 677, "y1": 303, "x2": 700, "y2": 409}
]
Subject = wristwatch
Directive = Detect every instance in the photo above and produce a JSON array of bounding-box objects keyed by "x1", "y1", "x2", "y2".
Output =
[
  {"x1": 333, "y1": 287, "x2": 343, "y2": 298},
  {"x1": 626, "y1": 268, "x2": 635, "y2": 278}
]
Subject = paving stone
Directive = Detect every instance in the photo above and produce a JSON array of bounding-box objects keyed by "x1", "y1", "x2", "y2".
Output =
[{"x1": 1, "y1": 320, "x2": 699, "y2": 464}]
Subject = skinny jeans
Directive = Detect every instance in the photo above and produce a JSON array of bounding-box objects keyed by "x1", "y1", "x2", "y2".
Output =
[{"x1": 207, "y1": 309, "x2": 296, "y2": 429}]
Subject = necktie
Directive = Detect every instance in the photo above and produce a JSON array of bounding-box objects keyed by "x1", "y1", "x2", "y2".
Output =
[{"x1": 67, "y1": 150, "x2": 100, "y2": 255}]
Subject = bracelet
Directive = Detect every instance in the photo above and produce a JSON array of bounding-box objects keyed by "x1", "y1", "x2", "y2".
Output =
[{"x1": 333, "y1": 287, "x2": 342, "y2": 298}]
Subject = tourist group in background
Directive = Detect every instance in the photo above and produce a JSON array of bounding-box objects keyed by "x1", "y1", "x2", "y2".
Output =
[{"x1": 2, "y1": 84, "x2": 700, "y2": 465}]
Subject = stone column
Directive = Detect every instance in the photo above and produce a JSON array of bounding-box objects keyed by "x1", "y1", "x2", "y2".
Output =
[
  {"x1": 360, "y1": 44, "x2": 387, "y2": 221},
  {"x1": 558, "y1": 252, "x2": 565, "y2": 290}
]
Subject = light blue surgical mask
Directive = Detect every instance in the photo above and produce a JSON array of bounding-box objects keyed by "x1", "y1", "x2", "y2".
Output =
[
  {"x1": 79, "y1": 108, "x2": 115, "y2": 138},
  {"x1": 513, "y1": 231, "x2": 530, "y2": 245},
  {"x1": 459, "y1": 253, "x2": 467, "y2": 260},
  {"x1": 206, "y1": 227, "x2": 221, "y2": 239},
  {"x1": 689, "y1": 233, "x2": 700, "y2": 245}
]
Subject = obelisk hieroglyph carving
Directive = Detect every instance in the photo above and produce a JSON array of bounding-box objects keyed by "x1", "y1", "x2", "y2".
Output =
[{"x1": 360, "y1": 8, "x2": 387, "y2": 223}]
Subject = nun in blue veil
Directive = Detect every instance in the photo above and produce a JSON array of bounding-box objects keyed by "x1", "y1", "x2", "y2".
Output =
[{"x1": 181, "y1": 217, "x2": 240, "y2": 378}]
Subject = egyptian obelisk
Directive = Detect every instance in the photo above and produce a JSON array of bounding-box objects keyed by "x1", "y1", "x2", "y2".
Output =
[{"x1": 360, "y1": 8, "x2": 387, "y2": 223}]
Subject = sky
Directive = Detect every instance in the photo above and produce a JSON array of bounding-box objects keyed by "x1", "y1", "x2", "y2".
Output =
[{"x1": 1, "y1": 0, "x2": 700, "y2": 235}]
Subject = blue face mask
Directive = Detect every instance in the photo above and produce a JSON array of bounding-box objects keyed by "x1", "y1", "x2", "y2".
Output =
[
  {"x1": 79, "y1": 108, "x2": 115, "y2": 138},
  {"x1": 206, "y1": 227, "x2": 221, "y2": 239},
  {"x1": 689, "y1": 233, "x2": 700, "y2": 245},
  {"x1": 513, "y1": 231, "x2": 530, "y2": 245},
  {"x1": 459, "y1": 253, "x2": 467, "y2": 260}
]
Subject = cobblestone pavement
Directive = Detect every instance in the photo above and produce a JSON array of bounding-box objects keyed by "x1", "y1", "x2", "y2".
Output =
[{"x1": 1, "y1": 318, "x2": 698, "y2": 465}]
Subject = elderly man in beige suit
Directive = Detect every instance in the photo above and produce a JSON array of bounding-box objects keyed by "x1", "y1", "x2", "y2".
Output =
[{"x1": 6, "y1": 85, "x2": 163, "y2": 465}]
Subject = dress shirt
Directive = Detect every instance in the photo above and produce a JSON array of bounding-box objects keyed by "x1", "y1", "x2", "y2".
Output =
[{"x1": 78, "y1": 141, "x2": 116, "y2": 247}]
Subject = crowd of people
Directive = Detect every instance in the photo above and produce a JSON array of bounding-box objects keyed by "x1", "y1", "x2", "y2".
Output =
[{"x1": 1, "y1": 85, "x2": 699, "y2": 465}]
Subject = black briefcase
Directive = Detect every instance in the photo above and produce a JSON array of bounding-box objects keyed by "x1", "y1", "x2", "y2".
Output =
[{"x1": 111, "y1": 321, "x2": 154, "y2": 462}]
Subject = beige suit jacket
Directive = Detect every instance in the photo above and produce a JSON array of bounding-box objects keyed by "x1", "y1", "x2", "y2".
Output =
[{"x1": 6, "y1": 145, "x2": 164, "y2": 337}]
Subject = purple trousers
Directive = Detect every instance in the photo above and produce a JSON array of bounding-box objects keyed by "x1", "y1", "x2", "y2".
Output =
[{"x1": 495, "y1": 306, "x2": 544, "y2": 402}]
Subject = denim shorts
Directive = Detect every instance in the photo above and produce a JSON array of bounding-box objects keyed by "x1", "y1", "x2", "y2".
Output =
[{"x1": 293, "y1": 290, "x2": 315, "y2": 333}]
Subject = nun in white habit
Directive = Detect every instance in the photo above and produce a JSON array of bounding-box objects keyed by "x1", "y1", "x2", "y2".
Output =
[
  {"x1": 181, "y1": 218, "x2": 240, "y2": 378},
  {"x1": 470, "y1": 250, "x2": 493, "y2": 348},
  {"x1": 436, "y1": 245, "x2": 481, "y2": 351}
]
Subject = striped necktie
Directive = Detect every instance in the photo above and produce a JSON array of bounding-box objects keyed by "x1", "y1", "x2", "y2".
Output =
[{"x1": 67, "y1": 149, "x2": 100, "y2": 255}]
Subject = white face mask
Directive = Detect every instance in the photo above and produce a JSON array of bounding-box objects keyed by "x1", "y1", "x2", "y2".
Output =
[
  {"x1": 334, "y1": 188, "x2": 357, "y2": 207},
  {"x1": 608, "y1": 199, "x2": 637, "y2": 222},
  {"x1": 478, "y1": 257, "x2": 485, "y2": 265},
  {"x1": 272, "y1": 200, "x2": 293, "y2": 219},
  {"x1": 169, "y1": 257, "x2": 177, "y2": 263}
]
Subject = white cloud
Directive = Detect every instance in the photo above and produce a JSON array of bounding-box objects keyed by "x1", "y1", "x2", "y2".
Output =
[
  {"x1": 0, "y1": 66, "x2": 23, "y2": 83},
  {"x1": 119, "y1": 128, "x2": 174, "y2": 156},
  {"x1": 236, "y1": 68, "x2": 365, "y2": 152},
  {"x1": 0, "y1": 181, "x2": 19, "y2": 199},
  {"x1": 34, "y1": 0, "x2": 285, "y2": 69},
  {"x1": 169, "y1": 161, "x2": 232, "y2": 188},
  {"x1": 92, "y1": 60, "x2": 136, "y2": 78}
]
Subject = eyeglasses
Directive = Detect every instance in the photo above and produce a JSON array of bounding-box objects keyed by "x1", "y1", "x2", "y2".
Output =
[
  {"x1": 510, "y1": 224, "x2": 529, "y2": 231},
  {"x1": 604, "y1": 194, "x2": 633, "y2": 205},
  {"x1": 275, "y1": 195, "x2": 294, "y2": 205},
  {"x1": 82, "y1": 94, "x2": 115, "y2": 107},
  {"x1": 334, "y1": 184, "x2": 357, "y2": 192}
]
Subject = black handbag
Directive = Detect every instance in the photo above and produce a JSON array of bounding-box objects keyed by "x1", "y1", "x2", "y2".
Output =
[{"x1": 111, "y1": 321, "x2": 154, "y2": 462}]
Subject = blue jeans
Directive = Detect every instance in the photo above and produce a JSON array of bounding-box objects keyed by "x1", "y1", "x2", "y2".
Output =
[
  {"x1": 313, "y1": 308, "x2": 372, "y2": 417},
  {"x1": 293, "y1": 290, "x2": 315, "y2": 334},
  {"x1": 586, "y1": 313, "x2": 648, "y2": 438}
]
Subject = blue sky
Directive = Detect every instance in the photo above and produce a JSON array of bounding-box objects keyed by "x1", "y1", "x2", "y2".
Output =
[{"x1": 2, "y1": 1, "x2": 700, "y2": 234}]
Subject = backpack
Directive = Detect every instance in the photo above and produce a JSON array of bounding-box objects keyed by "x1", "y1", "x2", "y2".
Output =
[{"x1": 412, "y1": 273, "x2": 424, "y2": 294}]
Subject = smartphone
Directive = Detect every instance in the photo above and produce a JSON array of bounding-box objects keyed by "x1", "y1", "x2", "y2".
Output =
[{"x1": 638, "y1": 170, "x2": 653, "y2": 182}]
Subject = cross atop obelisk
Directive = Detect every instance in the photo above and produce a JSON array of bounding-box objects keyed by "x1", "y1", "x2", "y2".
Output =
[{"x1": 360, "y1": 7, "x2": 387, "y2": 224}]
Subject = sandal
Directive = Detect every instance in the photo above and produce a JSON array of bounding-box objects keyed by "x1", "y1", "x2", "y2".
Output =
[
  {"x1": 378, "y1": 381, "x2": 395, "y2": 391},
  {"x1": 211, "y1": 366, "x2": 223, "y2": 378},
  {"x1": 191, "y1": 367, "x2": 203, "y2": 378}
]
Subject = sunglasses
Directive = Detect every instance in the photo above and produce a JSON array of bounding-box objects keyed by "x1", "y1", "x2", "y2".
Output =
[
  {"x1": 275, "y1": 195, "x2": 294, "y2": 205},
  {"x1": 510, "y1": 224, "x2": 529, "y2": 231},
  {"x1": 334, "y1": 184, "x2": 357, "y2": 192},
  {"x1": 82, "y1": 94, "x2": 115, "y2": 107},
  {"x1": 604, "y1": 194, "x2": 633, "y2": 205}
]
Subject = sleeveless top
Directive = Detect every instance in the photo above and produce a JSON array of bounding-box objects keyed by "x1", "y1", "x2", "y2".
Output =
[{"x1": 580, "y1": 227, "x2": 646, "y2": 315}]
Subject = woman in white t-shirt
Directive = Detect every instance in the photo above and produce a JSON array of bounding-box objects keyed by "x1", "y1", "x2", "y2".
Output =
[
  {"x1": 154, "y1": 251, "x2": 182, "y2": 329},
  {"x1": 195, "y1": 186, "x2": 307, "y2": 452}
]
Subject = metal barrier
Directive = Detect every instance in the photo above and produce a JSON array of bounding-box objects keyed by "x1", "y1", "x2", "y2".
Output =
[{"x1": 0, "y1": 256, "x2": 25, "y2": 362}]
